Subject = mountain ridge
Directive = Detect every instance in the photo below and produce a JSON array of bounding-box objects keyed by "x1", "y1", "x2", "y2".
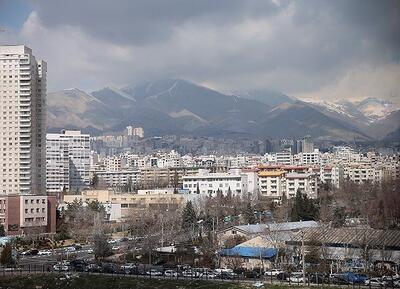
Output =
[{"x1": 46, "y1": 79, "x2": 399, "y2": 142}]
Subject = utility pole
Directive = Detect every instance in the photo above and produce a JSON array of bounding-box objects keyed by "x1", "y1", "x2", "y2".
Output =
[
  {"x1": 212, "y1": 217, "x2": 215, "y2": 243},
  {"x1": 301, "y1": 230, "x2": 306, "y2": 285}
]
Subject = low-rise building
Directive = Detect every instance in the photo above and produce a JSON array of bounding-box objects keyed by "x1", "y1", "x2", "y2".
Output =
[
  {"x1": 0, "y1": 195, "x2": 56, "y2": 236},
  {"x1": 182, "y1": 171, "x2": 248, "y2": 197},
  {"x1": 62, "y1": 189, "x2": 186, "y2": 222}
]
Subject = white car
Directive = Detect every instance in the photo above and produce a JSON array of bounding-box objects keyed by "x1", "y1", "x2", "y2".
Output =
[
  {"x1": 164, "y1": 269, "x2": 179, "y2": 277},
  {"x1": 121, "y1": 263, "x2": 136, "y2": 270},
  {"x1": 252, "y1": 281, "x2": 264, "y2": 288},
  {"x1": 146, "y1": 269, "x2": 163, "y2": 276},
  {"x1": 64, "y1": 247, "x2": 76, "y2": 252},
  {"x1": 38, "y1": 250, "x2": 52, "y2": 256},
  {"x1": 182, "y1": 270, "x2": 199, "y2": 278},
  {"x1": 201, "y1": 270, "x2": 217, "y2": 279},
  {"x1": 112, "y1": 246, "x2": 121, "y2": 251},
  {"x1": 365, "y1": 278, "x2": 387, "y2": 286},
  {"x1": 287, "y1": 273, "x2": 307, "y2": 283},
  {"x1": 265, "y1": 269, "x2": 285, "y2": 276},
  {"x1": 53, "y1": 263, "x2": 69, "y2": 271}
]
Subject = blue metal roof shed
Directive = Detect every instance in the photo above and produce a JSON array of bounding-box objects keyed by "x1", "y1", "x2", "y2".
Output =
[{"x1": 220, "y1": 246, "x2": 277, "y2": 259}]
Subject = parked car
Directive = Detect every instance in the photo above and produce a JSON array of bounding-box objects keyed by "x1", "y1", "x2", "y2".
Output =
[
  {"x1": 365, "y1": 278, "x2": 387, "y2": 286},
  {"x1": 309, "y1": 273, "x2": 330, "y2": 284},
  {"x1": 146, "y1": 269, "x2": 163, "y2": 276},
  {"x1": 64, "y1": 246, "x2": 76, "y2": 253},
  {"x1": 101, "y1": 263, "x2": 122, "y2": 274},
  {"x1": 276, "y1": 272, "x2": 290, "y2": 281},
  {"x1": 182, "y1": 270, "x2": 199, "y2": 278},
  {"x1": 265, "y1": 269, "x2": 285, "y2": 277},
  {"x1": 21, "y1": 249, "x2": 39, "y2": 256},
  {"x1": 219, "y1": 271, "x2": 237, "y2": 279},
  {"x1": 341, "y1": 272, "x2": 368, "y2": 284},
  {"x1": 70, "y1": 259, "x2": 87, "y2": 272},
  {"x1": 287, "y1": 273, "x2": 307, "y2": 283},
  {"x1": 252, "y1": 281, "x2": 264, "y2": 288},
  {"x1": 85, "y1": 263, "x2": 101, "y2": 273},
  {"x1": 200, "y1": 269, "x2": 217, "y2": 279},
  {"x1": 244, "y1": 270, "x2": 261, "y2": 279},
  {"x1": 121, "y1": 263, "x2": 136, "y2": 270},
  {"x1": 164, "y1": 269, "x2": 179, "y2": 277},
  {"x1": 38, "y1": 250, "x2": 52, "y2": 256},
  {"x1": 330, "y1": 275, "x2": 351, "y2": 285},
  {"x1": 53, "y1": 263, "x2": 69, "y2": 271}
]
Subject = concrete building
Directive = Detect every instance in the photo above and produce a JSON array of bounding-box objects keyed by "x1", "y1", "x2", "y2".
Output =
[
  {"x1": 90, "y1": 169, "x2": 140, "y2": 187},
  {"x1": 182, "y1": 171, "x2": 248, "y2": 197},
  {"x1": 320, "y1": 166, "x2": 343, "y2": 188},
  {"x1": 345, "y1": 166, "x2": 383, "y2": 184},
  {"x1": 0, "y1": 45, "x2": 46, "y2": 195},
  {"x1": 258, "y1": 171, "x2": 286, "y2": 201},
  {"x1": 62, "y1": 189, "x2": 185, "y2": 222},
  {"x1": 46, "y1": 130, "x2": 90, "y2": 193},
  {"x1": 126, "y1": 125, "x2": 144, "y2": 138},
  {"x1": 0, "y1": 195, "x2": 56, "y2": 235},
  {"x1": 285, "y1": 172, "x2": 318, "y2": 199},
  {"x1": 301, "y1": 149, "x2": 320, "y2": 165},
  {"x1": 274, "y1": 150, "x2": 293, "y2": 165},
  {"x1": 258, "y1": 170, "x2": 318, "y2": 201},
  {"x1": 301, "y1": 135, "x2": 314, "y2": 153}
]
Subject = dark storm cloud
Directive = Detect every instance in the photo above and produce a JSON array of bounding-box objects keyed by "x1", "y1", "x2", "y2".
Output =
[
  {"x1": 28, "y1": 0, "x2": 289, "y2": 45},
  {"x1": 7, "y1": 0, "x2": 398, "y2": 101}
]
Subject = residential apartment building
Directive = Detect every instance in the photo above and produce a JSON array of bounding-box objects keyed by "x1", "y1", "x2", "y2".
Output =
[
  {"x1": 258, "y1": 170, "x2": 318, "y2": 201},
  {"x1": 0, "y1": 45, "x2": 46, "y2": 195},
  {"x1": 346, "y1": 166, "x2": 383, "y2": 183},
  {"x1": 274, "y1": 150, "x2": 293, "y2": 165},
  {"x1": 258, "y1": 171, "x2": 286, "y2": 201},
  {"x1": 46, "y1": 130, "x2": 90, "y2": 193},
  {"x1": 0, "y1": 195, "x2": 56, "y2": 235},
  {"x1": 90, "y1": 169, "x2": 140, "y2": 187},
  {"x1": 301, "y1": 149, "x2": 320, "y2": 165},
  {"x1": 182, "y1": 171, "x2": 248, "y2": 197}
]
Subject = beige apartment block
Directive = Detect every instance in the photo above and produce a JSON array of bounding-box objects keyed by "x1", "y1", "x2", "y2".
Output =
[{"x1": 0, "y1": 45, "x2": 46, "y2": 195}]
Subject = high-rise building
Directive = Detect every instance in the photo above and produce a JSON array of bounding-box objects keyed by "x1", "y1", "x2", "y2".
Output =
[
  {"x1": 46, "y1": 130, "x2": 90, "y2": 193},
  {"x1": 0, "y1": 45, "x2": 46, "y2": 195},
  {"x1": 301, "y1": 135, "x2": 314, "y2": 153}
]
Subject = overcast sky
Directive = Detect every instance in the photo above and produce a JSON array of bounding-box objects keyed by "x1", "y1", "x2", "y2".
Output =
[{"x1": 0, "y1": 0, "x2": 399, "y2": 103}]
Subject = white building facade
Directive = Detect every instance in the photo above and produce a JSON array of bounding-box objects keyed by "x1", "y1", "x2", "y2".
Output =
[
  {"x1": 0, "y1": 45, "x2": 46, "y2": 195},
  {"x1": 182, "y1": 171, "x2": 248, "y2": 197},
  {"x1": 46, "y1": 130, "x2": 90, "y2": 193}
]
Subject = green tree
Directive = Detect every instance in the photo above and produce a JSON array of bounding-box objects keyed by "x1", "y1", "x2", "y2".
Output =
[
  {"x1": 290, "y1": 190, "x2": 319, "y2": 221},
  {"x1": 93, "y1": 232, "x2": 112, "y2": 260},
  {"x1": 91, "y1": 172, "x2": 99, "y2": 189},
  {"x1": 0, "y1": 243, "x2": 14, "y2": 266},
  {"x1": 181, "y1": 201, "x2": 197, "y2": 231},
  {"x1": 244, "y1": 202, "x2": 256, "y2": 224},
  {"x1": 0, "y1": 224, "x2": 5, "y2": 237},
  {"x1": 332, "y1": 207, "x2": 346, "y2": 227},
  {"x1": 227, "y1": 186, "x2": 232, "y2": 199},
  {"x1": 87, "y1": 200, "x2": 105, "y2": 215}
]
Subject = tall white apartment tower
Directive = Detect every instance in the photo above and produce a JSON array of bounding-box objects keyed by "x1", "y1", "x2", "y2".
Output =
[
  {"x1": 46, "y1": 130, "x2": 90, "y2": 193},
  {"x1": 0, "y1": 45, "x2": 46, "y2": 195}
]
